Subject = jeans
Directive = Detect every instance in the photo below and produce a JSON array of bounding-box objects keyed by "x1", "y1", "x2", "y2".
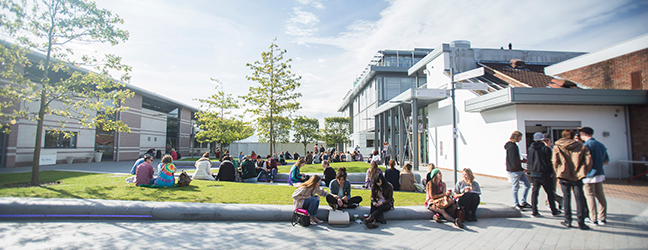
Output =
[
  {"x1": 302, "y1": 196, "x2": 320, "y2": 217},
  {"x1": 457, "y1": 193, "x2": 480, "y2": 219},
  {"x1": 509, "y1": 171, "x2": 530, "y2": 206},
  {"x1": 560, "y1": 179, "x2": 588, "y2": 225},
  {"x1": 257, "y1": 169, "x2": 277, "y2": 182},
  {"x1": 243, "y1": 177, "x2": 257, "y2": 183},
  {"x1": 531, "y1": 176, "x2": 558, "y2": 214}
]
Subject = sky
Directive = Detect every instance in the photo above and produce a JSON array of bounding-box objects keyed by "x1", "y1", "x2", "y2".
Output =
[{"x1": 64, "y1": 0, "x2": 648, "y2": 123}]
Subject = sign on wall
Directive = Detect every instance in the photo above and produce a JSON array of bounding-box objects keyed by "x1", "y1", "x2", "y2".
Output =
[{"x1": 39, "y1": 154, "x2": 57, "y2": 165}]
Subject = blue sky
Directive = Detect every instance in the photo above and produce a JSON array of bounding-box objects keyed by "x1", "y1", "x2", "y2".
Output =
[{"x1": 77, "y1": 0, "x2": 647, "y2": 122}]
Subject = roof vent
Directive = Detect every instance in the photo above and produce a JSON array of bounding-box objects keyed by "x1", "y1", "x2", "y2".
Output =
[
  {"x1": 450, "y1": 40, "x2": 471, "y2": 48},
  {"x1": 510, "y1": 59, "x2": 525, "y2": 69}
]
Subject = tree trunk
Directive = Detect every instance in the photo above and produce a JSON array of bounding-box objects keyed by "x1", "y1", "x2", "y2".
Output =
[{"x1": 30, "y1": 89, "x2": 47, "y2": 186}]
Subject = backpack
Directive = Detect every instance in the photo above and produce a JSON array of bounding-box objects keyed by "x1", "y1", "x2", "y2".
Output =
[
  {"x1": 177, "y1": 170, "x2": 192, "y2": 187},
  {"x1": 292, "y1": 208, "x2": 310, "y2": 227}
]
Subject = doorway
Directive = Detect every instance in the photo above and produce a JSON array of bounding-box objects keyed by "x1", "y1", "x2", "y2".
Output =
[{"x1": 524, "y1": 121, "x2": 581, "y2": 149}]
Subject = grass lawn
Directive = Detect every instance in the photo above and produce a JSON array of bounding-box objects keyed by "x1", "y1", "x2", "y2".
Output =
[{"x1": 0, "y1": 171, "x2": 425, "y2": 206}]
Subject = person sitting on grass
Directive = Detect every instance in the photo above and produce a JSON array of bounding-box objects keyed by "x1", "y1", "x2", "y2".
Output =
[
  {"x1": 399, "y1": 163, "x2": 417, "y2": 192},
  {"x1": 130, "y1": 155, "x2": 146, "y2": 175},
  {"x1": 135, "y1": 155, "x2": 155, "y2": 186},
  {"x1": 293, "y1": 151, "x2": 301, "y2": 160},
  {"x1": 364, "y1": 174, "x2": 394, "y2": 229},
  {"x1": 322, "y1": 160, "x2": 336, "y2": 187},
  {"x1": 313, "y1": 151, "x2": 321, "y2": 164},
  {"x1": 329, "y1": 167, "x2": 363, "y2": 208},
  {"x1": 290, "y1": 158, "x2": 309, "y2": 184},
  {"x1": 425, "y1": 169, "x2": 464, "y2": 228},
  {"x1": 385, "y1": 159, "x2": 400, "y2": 191},
  {"x1": 453, "y1": 168, "x2": 481, "y2": 222},
  {"x1": 154, "y1": 155, "x2": 176, "y2": 187},
  {"x1": 321, "y1": 152, "x2": 329, "y2": 161},
  {"x1": 192, "y1": 152, "x2": 214, "y2": 181},
  {"x1": 279, "y1": 153, "x2": 287, "y2": 166},
  {"x1": 365, "y1": 161, "x2": 383, "y2": 189},
  {"x1": 258, "y1": 154, "x2": 277, "y2": 183},
  {"x1": 240, "y1": 156, "x2": 257, "y2": 183},
  {"x1": 292, "y1": 175, "x2": 342, "y2": 225},
  {"x1": 217, "y1": 155, "x2": 236, "y2": 182}
]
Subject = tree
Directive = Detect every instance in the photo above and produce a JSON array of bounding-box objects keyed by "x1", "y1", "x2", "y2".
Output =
[
  {"x1": 194, "y1": 78, "x2": 253, "y2": 155},
  {"x1": 242, "y1": 38, "x2": 301, "y2": 155},
  {"x1": 255, "y1": 115, "x2": 290, "y2": 150},
  {"x1": 292, "y1": 116, "x2": 319, "y2": 155},
  {"x1": 0, "y1": 0, "x2": 133, "y2": 186},
  {"x1": 323, "y1": 117, "x2": 350, "y2": 150}
]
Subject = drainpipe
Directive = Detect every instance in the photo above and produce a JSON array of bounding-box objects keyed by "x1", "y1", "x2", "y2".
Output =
[
  {"x1": 624, "y1": 105, "x2": 633, "y2": 177},
  {"x1": 115, "y1": 104, "x2": 121, "y2": 162}
]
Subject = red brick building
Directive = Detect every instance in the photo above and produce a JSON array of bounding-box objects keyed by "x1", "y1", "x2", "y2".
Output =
[{"x1": 545, "y1": 34, "x2": 648, "y2": 178}]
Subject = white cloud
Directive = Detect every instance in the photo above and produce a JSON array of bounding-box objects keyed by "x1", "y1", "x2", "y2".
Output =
[
  {"x1": 296, "y1": 0, "x2": 325, "y2": 9},
  {"x1": 286, "y1": 8, "x2": 320, "y2": 37}
]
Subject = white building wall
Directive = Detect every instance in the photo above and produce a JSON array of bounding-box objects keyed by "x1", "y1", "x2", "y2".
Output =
[{"x1": 139, "y1": 109, "x2": 167, "y2": 153}]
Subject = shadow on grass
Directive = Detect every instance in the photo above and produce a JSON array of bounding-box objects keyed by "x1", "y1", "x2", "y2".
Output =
[
  {"x1": 0, "y1": 171, "x2": 99, "y2": 187},
  {"x1": 41, "y1": 186, "x2": 83, "y2": 199}
]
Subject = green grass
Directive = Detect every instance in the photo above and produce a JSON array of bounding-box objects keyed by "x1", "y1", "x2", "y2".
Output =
[{"x1": 0, "y1": 170, "x2": 425, "y2": 206}]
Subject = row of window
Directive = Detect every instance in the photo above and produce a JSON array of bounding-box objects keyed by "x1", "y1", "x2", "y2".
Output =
[{"x1": 44, "y1": 131, "x2": 77, "y2": 148}]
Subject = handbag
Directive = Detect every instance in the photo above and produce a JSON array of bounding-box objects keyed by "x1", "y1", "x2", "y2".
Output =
[
  {"x1": 292, "y1": 208, "x2": 310, "y2": 227},
  {"x1": 432, "y1": 196, "x2": 454, "y2": 209},
  {"x1": 455, "y1": 206, "x2": 465, "y2": 222},
  {"x1": 328, "y1": 209, "x2": 350, "y2": 226}
]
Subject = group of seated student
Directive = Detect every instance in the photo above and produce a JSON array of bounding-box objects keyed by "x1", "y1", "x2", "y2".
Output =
[
  {"x1": 135, "y1": 154, "x2": 177, "y2": 187},
  {"x1": 257, "y1": 154, "x2": 278, "y2": 182},
  {"x1": 423, "y1": 167, "x2": 481, "y2": 228}
]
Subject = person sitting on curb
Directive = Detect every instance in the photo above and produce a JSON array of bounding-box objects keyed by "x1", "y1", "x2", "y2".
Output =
[
  {"x1": 322, "y1": 160, "x2": 336, "y2": 187},
  {"x1": 329, "y1": 167, "x2": 363, "y2": 208},
  {"x1": 364, "y1": 174, "x2": 394, "y2": 229},
  {"x1": 453, "y1": 168, "x2": 482, "y2": 222},
  {"x1": 365, "y1": 161, "x2": 383, "y2": 189},
  {"x1": 399, "y1": 163, "x2": 417, "y2": 192},
  {"x1": 192, "y1": 152, "x2": 214, "y2": 181},
  {"x1": 290, "y1": 158, "x2": 309, "y2": 184},
  {"x1": 292, "y1": 175, "x2": 341, "y2": 225},
  {"x1": 240, "y1": 156, "x2": 257, "y2": 183},
  {"x1": 135, "y1": 155, "x2": 155, "y2": 186},
  {"x1": 154, "y1": 155, "x2": 176, "y2": 187},
  {"x1": 426, "y1": 169, "x2": 464, "y2": 228},
  {"x1": 217, "y1": 156, "x2": 236, "y2": 182}
]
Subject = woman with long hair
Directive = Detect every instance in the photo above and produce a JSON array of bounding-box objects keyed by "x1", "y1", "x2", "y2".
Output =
[
  {"x1": 329, "y1": 167, "x2": 363, "y2": 208},
  {"x1": 364, "y1": 174, "x2": 394, "y2": 229},
  {"x1": 506, "y1": 130, "x2": 531, "y2": 210},
  {"x1": 292, "y1": 175, "x2": 340, "y2": 225},
  {"x1": 453, "y1": 168, "x2": 481, "y2": 222},
  {"x1": 365, "y1": 161, "x2": 383, "y2": 189},
  {"x1": 400, "y1": 163, "x2": 417, "y2": 192},
  {"x1": 193, "y1": 152, "x2": 214, "y2": 180},
  {"x1": 154, "y1": 154, "x2": 176, "y2": 187},
  {"x1": 384, "y1": 159, "x2": 400, "y2": 191},
  {"x1": 290, "y1": 157, "x2": 309, "y2": 183},
  {"x1": 425, "y1": 169, "x2": 464, "y2": 228}
]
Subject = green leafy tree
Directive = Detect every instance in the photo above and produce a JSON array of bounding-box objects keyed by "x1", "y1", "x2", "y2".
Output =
[
  {"x1": 242, "y1": 38, "x2": 301, "y2": 155},
  {"x1": 255, "y1": 115, "x2": 290, "y2": 150},
  {"x1": 194, "y1": 78, "x2": 253, "y2": 155},
  {"x1": 292, "y1": 116, "x2": 319, "y2": 155},
  {"x1": 0, "y1": 0, "x2": 133, "y2": 186},
  {"x1": 323, "y1": 117, "x2": 351, "y2": 150}
]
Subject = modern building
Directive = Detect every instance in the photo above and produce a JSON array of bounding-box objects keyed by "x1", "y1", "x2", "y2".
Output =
[
  {"x1": 338, "y1": 48, "x2": 433, "y2": 157},
  {"x1": 0, "y1": 44, "x2": 200, "y2": 168},
  {"x1": 357, "y1": 38, "x2": 647, "y2": 179}
]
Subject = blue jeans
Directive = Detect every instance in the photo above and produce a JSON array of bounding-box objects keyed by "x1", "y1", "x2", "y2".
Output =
[
  {"x1": 302, "y1": 196, "x2": 320, "y2": 217},
  {"x1": 257, "y1": 169, "x2": 277, "y2": 182},
  {"x1": 243, "y1": 177, "x2": 257, "y2": 183},
  {"x1": 509, "y1": 171, "x2": 530, "y2": 206}
]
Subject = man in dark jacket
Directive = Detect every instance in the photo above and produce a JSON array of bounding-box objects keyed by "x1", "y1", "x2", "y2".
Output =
[
  {"x1": 240, "y1": 156, "x2": 257, "y2": 183},
  {"x1": 505, "y1": 131, "x2": 531, "y2": 210},
  {"x1": 216, "y1": 156, "x2": 236, "y2": 181},
  {"x1": 528, "y1": 132, "x2": 561, "y2": 217}
]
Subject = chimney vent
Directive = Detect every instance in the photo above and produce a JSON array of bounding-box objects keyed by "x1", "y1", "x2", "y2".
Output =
[{"x1": 510, "y1": 59, "x2": 525, "y2": 69}]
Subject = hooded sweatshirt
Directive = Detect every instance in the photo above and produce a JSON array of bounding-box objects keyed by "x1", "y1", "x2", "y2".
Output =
[
  {"x1": 527, "y1": 141, "x2": 553, "y2": 177},
  {"x1": 552, "y1": 138, "x2": 593, "y2": 181},
  {"x1": 505, "y1": 141, "x2": 523, "y2": 172}
]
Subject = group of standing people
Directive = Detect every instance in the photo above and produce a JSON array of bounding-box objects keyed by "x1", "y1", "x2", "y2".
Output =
[{"x1": 506, "y1": 127, "x2": 608, "y2": 230}]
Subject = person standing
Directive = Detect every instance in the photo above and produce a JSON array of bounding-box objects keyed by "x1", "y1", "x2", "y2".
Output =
[
  {"x1": 527, "y1": 132, "x2": 561, "y2": 217},
  {"x1": 553, "y1": 129, "x2": 593, "y2": 230},
  {"x1": 580, "y1": 127, "x2": 609, "y2": 226},
  {"x1": 505, "y1": 131, "x2": 531, "y2": 211}
]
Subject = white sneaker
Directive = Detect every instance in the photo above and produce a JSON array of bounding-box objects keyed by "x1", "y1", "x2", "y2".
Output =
[
  {"x1": 585, "y1": 218, "x2": 598, "y2": 226},
  {"x1": 598, "y1": 220, "x2": 606, "y2": 226}
]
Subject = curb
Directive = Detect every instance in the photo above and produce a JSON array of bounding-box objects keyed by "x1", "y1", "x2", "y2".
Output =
[{"x1": 0, "y1": 198, "x2": 521, "y2": 221}]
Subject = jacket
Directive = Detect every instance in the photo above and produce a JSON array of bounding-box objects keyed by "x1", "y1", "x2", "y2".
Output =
[
  {"x1": 552, "y1": 138, "x2": 593, "y2": 181},
  {"x1": 292, "y1": 186, "x2": 329, "y2": 208},
  {"x1": 240, "y1": 159, "x2": 257, "y2": 179},
  {"x1": 371, "y1": 182, "x2": 394, "y2": 207},
  {"x1": 217, "y1": 160, "x2": 236, "y2": 181},
  {"x1": 505, "y1": 141, "x2": 523, "y2": 172},
  {"x1": 385, "y1": 168, "x2": 400, "y2": 191},
  {"x1": 323, "y1": 167, "x2": 336, "y2": 187},
  {"x1": 527, "y1": 141, "x2": 553, "y2": 177},
  {"x1": 329, "y1": 179, "x2": 351, "y2": 200},
  {"x1": 193, "y1": 159, "x2": 214, "y2": 181},
  {"x1": 399, "y1": 170, "x2": 416, "y2": 192},
  {"x1": 584, "y1": 138, "x2": 609, "y2": 178}
]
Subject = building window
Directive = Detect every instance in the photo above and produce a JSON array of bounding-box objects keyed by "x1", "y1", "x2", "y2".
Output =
[
  {"x1": 367, "y1": 139, "x2": 374, "y2": 148},
  {"x1": 45, "y1": 131, "x2": 77, "y2": 148}
]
